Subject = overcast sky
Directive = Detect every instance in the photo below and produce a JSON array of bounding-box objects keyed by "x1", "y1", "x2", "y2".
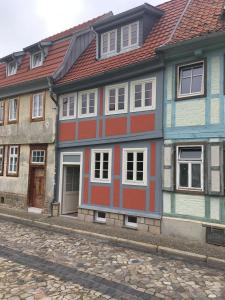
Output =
[{"x1": 0, "y1": 0, "x2": 166, "y2": 58}]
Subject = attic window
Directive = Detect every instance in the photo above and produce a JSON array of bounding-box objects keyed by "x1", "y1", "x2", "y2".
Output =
[
  {"x1": 31, "y1": 51, "x2": 43, "y2": 69},
  {"x1": 101, "y1": 29, "x2": 117, "y2": 57},
  {"x1": 7, "y1": 61, "x2": 17, "y2": 76},
  {"x1": 121, "y1": 22, "x2": 139, "y2": 51}
]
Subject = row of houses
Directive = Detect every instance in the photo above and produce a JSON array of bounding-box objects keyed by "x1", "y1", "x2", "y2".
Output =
[{"x1": 1, "y1": 0, "x2": 225, "y2": 244}]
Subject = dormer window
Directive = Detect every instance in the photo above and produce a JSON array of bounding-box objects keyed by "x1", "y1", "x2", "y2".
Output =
[
  {"x1": 31, "y1": 51, "x2": 43, "y2": 69},
  {"x1": 101, "y1": 29, "x2": 117, "y2": 57},
  {"x1": 7, "y1": 61, "x2": 17, "y2": 76},
  {"x1": 121, "y1": 22, "x2": 139, "y2": 51}
]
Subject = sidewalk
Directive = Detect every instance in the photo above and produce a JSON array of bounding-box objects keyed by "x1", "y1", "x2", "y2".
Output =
[{"x1": 1, "y1": 206, "x2": 225, "y2": 269}]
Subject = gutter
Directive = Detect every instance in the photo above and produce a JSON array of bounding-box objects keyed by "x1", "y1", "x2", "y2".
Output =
[{"x1": 47, "y1": 77, "x2": 58, "y2": 205}]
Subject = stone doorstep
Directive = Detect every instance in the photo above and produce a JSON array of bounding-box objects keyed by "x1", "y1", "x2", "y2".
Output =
[{"x1": 1, "y1": 211, "x2": 225, "y2": 271}]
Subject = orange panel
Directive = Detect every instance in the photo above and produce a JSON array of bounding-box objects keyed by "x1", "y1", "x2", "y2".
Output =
[
  {"x1": 150, "y1": 143, "x2": 156, "y2": 177},
  {"x1": 59, "y1": 122, "x2": 76, "y2": 141},
  {"x1": 150, "y1": 181, "x2": 155, "y2": 212},
  {"x1": 91, "y1": 185, "x2": 111, "y2": 206},
  {"x1": 130, "y1": 114, "x2": 155, "y2": 133},
  {"x1": 105, "y1": 117, "x2": 127, "y2": 137},
  {"x1": 78, "y1": 120, "x2": 96, "y2": 140},
  {"x1": 113, "y1": 179, "x2": 120, "y2": 208},
  {"x1": 123, "y1": 188, "x2": 146, "y2": 210}
]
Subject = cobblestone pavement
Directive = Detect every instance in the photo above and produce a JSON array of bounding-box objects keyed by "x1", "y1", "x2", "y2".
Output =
[{"x1": 0, "y1": 220, "x2": 225, "y2": 300}]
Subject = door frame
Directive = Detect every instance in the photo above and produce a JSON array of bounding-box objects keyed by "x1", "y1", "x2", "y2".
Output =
[
  {"x1": 27, "y1": 144, "x2": 48, "y2": 208},
  {"x1": 59, "y1": 152, "x2": 83, "y2": 215}
]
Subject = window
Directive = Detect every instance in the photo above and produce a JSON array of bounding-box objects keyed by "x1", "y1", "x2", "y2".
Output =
[
  {"x1": 105, "y1": 83, "x2": 128, "y2": 115},
  {"x1": 78, "y1": 89, "x2": 97, "y2": 118},
  {"x1": 95, "y1": 211, "x2": 106, "y2": 223},
  {"x1": 91, "y1": 149, "x2": 112, "y2": 183},
  {"x1": 130, "y1": 78, "x2": 156, "y2": 112},
  {"x1": 31, "y1": 150, "x2": 45, "y2": 164},
  {"x1": 60, "y1": 94, "x2": 76, "y2": 120},
  {"x1": 177, "y1": 61, "x2": 204, "y2": 98},
  {"x1": 7, "y1": 146, "x2": 19, "y2": 176},
  {"x1": 122, "y1": 148, "x2": 147, "y2": 186},
  {"x1": 125, "y1": 215, "x2": 137, "y2": 228},
  {"x1": 0, "y1": 101, "x2": 4, "y2": 125},
  {"x1": 101, "y1": 29, "x2": 117, "y2": 57},
  {"x1": 176, "y1": 146, "x2": 204, "y2": 191},
  {"x1": 8, "y1": 98, "x2": 18, "y2": 123},
  {"x1": 0, "y1": 146, "x2": 4, "y2": 176},
  {"x1": 121, "y1": 22, "x2": 139, "y2": 51},
  {"x1": 32, "y1": 93, "x2": 44, "y2": 120},
  {"x1": 7, "y1": 61, "x2": 17, "y2": 76},
  {"x1": 31, "y1": 51, "x2": 43, "y2": 68}
]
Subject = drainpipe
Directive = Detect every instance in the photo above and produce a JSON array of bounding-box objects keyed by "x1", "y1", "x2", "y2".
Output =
[{"x1": 47, "y1": 77, "x2": 59, "y2": 214}]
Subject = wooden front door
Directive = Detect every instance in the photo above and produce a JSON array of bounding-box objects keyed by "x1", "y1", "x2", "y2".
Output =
[{"x1": 29, "y1": 167, "x2": 45, "y2": 208}]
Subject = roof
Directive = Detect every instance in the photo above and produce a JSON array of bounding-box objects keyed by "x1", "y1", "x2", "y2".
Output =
[
  {"x1": 56, "y1": 0, "x2": 225, "y2": 86},
  {"x1": 0, "y1": 13, "x2": 109, "y2": 90}
]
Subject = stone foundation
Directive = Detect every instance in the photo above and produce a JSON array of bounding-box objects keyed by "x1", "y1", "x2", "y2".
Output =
[
  {"x1": 0, "y1": 192, "x2": 27, "y2": 210},
  {"x1": 78, "y1": 208, "x2": 161, "y2": 234}
]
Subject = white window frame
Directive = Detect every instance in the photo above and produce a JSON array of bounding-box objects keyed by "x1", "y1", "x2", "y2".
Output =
[
  {"x1": 130, "y1": 77, "x2": 156, "y2": 112},
  {"x1": 31, "y1": 150, "x2": 46, "y2": 165},
  {"x1": 7, "y1": 145, "x2": 19, "y2": 175},
  {"x1": 121, "y1": 21, "x2": 139, "y2": 52},
  {"x1": 105, "y1": 82, "x2": 128, "y2": 115},
  {"x1": 176, "y1": 145, "x2": 204, "y2": 191},
  {"x1": 95, "y1": 211, "x2": 106, "y2": 223},
  {"x1": 8, "y1": 98, "x2": 18, "y2": 122},
  {"x1": 101, "y1": 29, "x2": 117, "y2": 58},
  {"x1": 31, "y1": 51, "x2": 44, "y2": 69},
  {"x1": 122, "y1": 148, "x2": 147, "y2": 186},
  {"x1": 125, "y1": 215, "x2": 138, "y2": 228},
  {"x1": 78, "y1": 89, "x2": 98, "y2": 118},
  {"x1": 91, "y1": 149, "x2": 112, "y2": 183},
  {"x1": 7, "y1": 61, "x2": 17, "y2": 76},
  {"x1": 0, "y1": 146, "x2": 4, "y2": 176},
  {"x1": 32, "y1": 93, "x2": 44, "y2": 119},
  {"x1": 0, "y1": 101, "x2": 4, "y2": 125},
  {"x1": 59, "y1": 93, "x2": 77, "y2": 120},
  {"x1": 177, "y1": 61, "x2": 205, "y2": 99}
]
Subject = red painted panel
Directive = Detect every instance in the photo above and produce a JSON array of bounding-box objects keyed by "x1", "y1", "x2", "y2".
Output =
[
  {"x1": 91, "y1": 185, "x2": 110, "y2": 206},
  {"x1": 78, "y1": 120, "x2": 97, "y2": 140},
  {"x1": 105, "y1": 117, "x2": 127, "y2": 137},
  {"x1": 130, "y1": 114, "x2": 155, "y2": 133},
  {"x1": 123, "y1": 188, "x2": 146, "y2": 210},
  {"x1": 83, "y1": 177, "x2": 89, "y2": 204},
  {"x1": 113, "y1": 179, "x2": 120, "y2": 208},
  {"x1": 59, "y1": 122, "x2": 76, "y2": 141},
  {"x1": 84, "y1": 148, "x2": 90, "y2": 174},
  {"x1": 150, "y1": 143, "x2": 156, "y2": 177},
  {"x1": 114, "y1": 145, "x2": 120, "y2": 176},
  {"x1": 150, "y1": 181, "x2": 155, "y2": 212}
]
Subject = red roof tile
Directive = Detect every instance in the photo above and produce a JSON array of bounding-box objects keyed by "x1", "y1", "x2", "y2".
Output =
[
  {"x1": 56, "y1": 0, "x2": 225, "y2": 86},
  {"x1": 0, "y1": 13, "x2": 108, "y2": 89}
]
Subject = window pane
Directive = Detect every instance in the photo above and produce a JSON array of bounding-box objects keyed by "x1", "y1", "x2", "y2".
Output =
[
  {"x1": 109, "y1": 31, "x2": 116, "y2": 51},
  {"x1": 102, "y1": 33, "x2": 108, "y2": 53},
  {"x1": 179, "y1": 163, "x2": 188, "y2": 187},
  {"x1": 127, "y1": 152, "x2": 134, "y2": 161},
  {"x1": 69, "y1": 97, "x2": 74, "y2": 116},
  {"x1": 89, "y1": 93, "x2": 95, "y2": 114},
  {"x1": 135, "y1": 84, "x2": 142, "y2": 107},
  {"x1": 180, "y1": 77, "x2": 191, "y2": 94},
  {"x1": 137, "y1": 171, "x2": 143, "y2": 181},
  {"x1": 179, "y1": 147, "x2": 202, "y2": 160},
  {"x1": 131, "y1": 23, "x2": 138, "y2": 45},
  {"x1": 137, "y1": 152, "x2": 143, "y2": 162},
  {"x1": 192, "y1": 65, "x2": 203, "y2": 76},
  {"x1": 109, "y1": 89, "x2": 116, "y2": 111},
  {"x1": 127, "y1": 162, "x2": 133, "y2": 171},
  {"x1": 103, "y1": 170, "x2": 108, "y2": 179},
  {"x1": 95, "y1": 170, "x2": 100, "y2": 178},
  {"x1": 118, "y1": 88, "x2": 125, "y2": 110},
  {"x1": 192, "y1": 164, "x2": 201, "y2": 188},
  {"x1": 145, "y1": 82, "x2": 152, "y2": 106},
  {"x1": 103, "y1": 161, "x2": 108, "y2": 170},
  {"x1": 137, "y1": 162, "x2": 143, "y2": 171},
  {"x1": 181, "y1": 68, "x2": 192, "y2": 78},
  {"x1": 191, "y1": 75, "x2": 202, "y2": 93},
  {"x1": 127, "y1": 171, "x2": 133, "y2": 180},
  {"x1": 62, "y1": 98, "x2": 68, "y2": 117},
  {"x1": 103, "y1": 153, "x2": 109, "y2": 162},
  {"x1": 95, "y1": 153, "x2": 101, "y2": 161},
  {"x1": 122, "y1": 26, "x2": 129, "y2": 48},
  {"x1": 81, "y1": 94, "x2": 87, "y2": 114}
]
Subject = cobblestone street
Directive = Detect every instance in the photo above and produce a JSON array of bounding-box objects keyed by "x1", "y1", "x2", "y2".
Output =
[{"x1": 0, "y1": 219, "x2": 225, "y2": 299}]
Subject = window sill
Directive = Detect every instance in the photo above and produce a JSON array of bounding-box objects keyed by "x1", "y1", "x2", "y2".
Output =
[
  {"x1": 7, "y1": 120, "x2": 18, "y2": 125},
  {"x1": 175, "y1": 93, "x2": 205, "y2": 101},
  {"x1": 31, "y1": 117, "x2": 44, "y2": 122},
  {"x1": 175, "y1": 189, "x2": 204, "y2": 195}
]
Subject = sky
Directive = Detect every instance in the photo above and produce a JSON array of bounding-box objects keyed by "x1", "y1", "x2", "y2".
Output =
[{"x1": 0, "y1": 0, "x2": 166, "y2": 58}]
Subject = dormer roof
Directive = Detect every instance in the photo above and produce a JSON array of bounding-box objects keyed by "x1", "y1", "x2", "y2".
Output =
[
  {"x1": 23, "y1": 41, "x2": 52, "y2": 53},
  {"x1": 0, "y1": 51, "x2": 24, "y2": 63}
]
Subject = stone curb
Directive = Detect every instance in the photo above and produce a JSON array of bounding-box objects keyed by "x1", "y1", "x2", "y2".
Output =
[{"x1": 1, "y1": 212, "x2": 225, "y2": 270}]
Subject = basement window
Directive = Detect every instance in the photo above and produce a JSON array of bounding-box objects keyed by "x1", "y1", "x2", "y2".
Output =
[
  {"x1": 125, "y1": 215, "x2": 137, "y2": 228},
  {"x1": 95, "y1": 211, "x2": 106, "y2": 223}
]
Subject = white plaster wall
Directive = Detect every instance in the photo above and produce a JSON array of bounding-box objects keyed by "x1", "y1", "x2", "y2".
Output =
[
  {"x1": 166, "y1": 66, "x2": 173, "y2": 101},
  {"x1": 211, "y1": 56, "x2": 220, "y2": 95},
  {"x1": 175, "y1": 99, "x2": 205, "y2": 126},
  {"x1": 45, "y1": 143, "x2": 55, "y2": 207},
  {"x1": 210, "y1": 197, "x2": 220, "y2": 220},
  {"x1": 164, "y1": 146, "x2": 172, "y2": 166},
  {"x1": 163, "y1": 169, "x2": 172, "y2": 189},
  {"x1": 211, "y1": 145, "x2": 220, "y2": 166},
  {"x1": 163, "y1": 192, "x2": 171, "y2": 213},
  {"x1": 211, "y1": 170, "x2": 220, "y2": 192},
  {"x1": 210, "y1": 98, "x2": 220, "y2": 124},
  {"x1": 0, "y1": 145, "x2": 29, "y2": 195},
  {"x1": 175, "y1": 193, "x2": 205, "y2": 218},
  {"x1": 166, "y1": 103, "x2": 172, "y2": 128}
]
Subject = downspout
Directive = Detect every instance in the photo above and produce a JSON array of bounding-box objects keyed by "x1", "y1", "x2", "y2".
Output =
[{"x1": 47, "y1": 77, "x2": 58, "y2": 207}]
